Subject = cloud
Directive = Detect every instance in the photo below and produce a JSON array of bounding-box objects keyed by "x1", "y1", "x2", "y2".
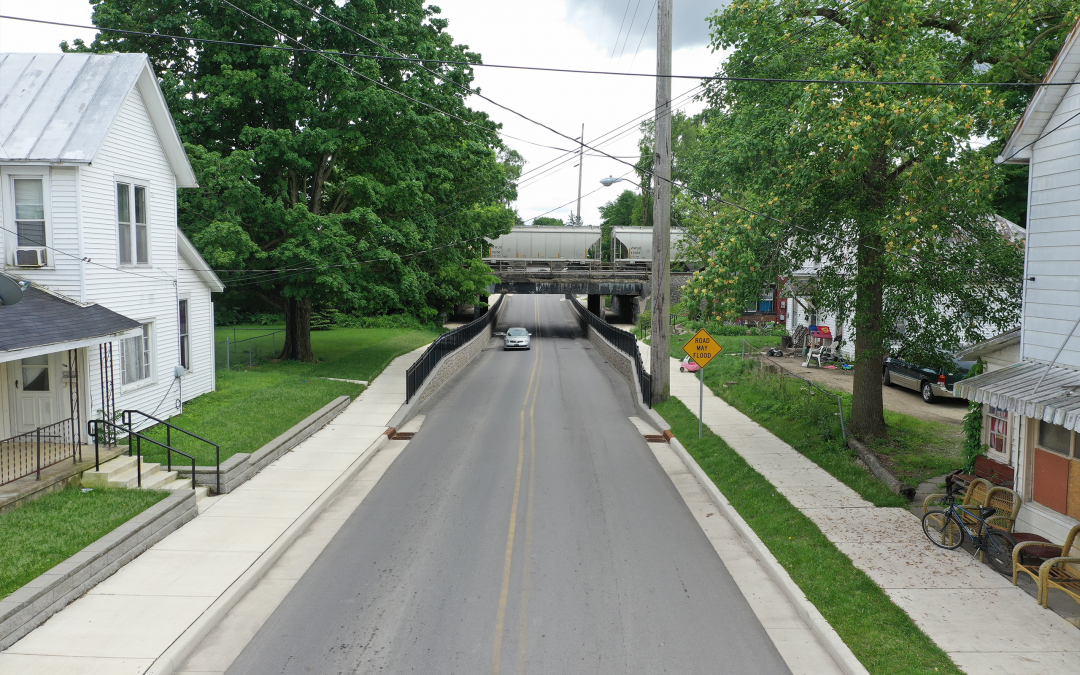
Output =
[{"x1": 565, "y1": 0, "x2": 728, "y2": 61}]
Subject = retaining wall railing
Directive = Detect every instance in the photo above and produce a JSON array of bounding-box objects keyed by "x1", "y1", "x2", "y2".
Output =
[
  {"x1": 566, "y1": 295, "x2": 652, "y2": 408},
  {"x1": 406, "y1": 296, "x2": 505, "y2": 403}
]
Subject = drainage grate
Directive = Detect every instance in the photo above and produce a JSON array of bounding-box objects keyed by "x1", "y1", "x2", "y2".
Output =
[
  {"x1": 644, "y1": 435, "x2": 668, "y2": 443},
  {"x1": 391, "y1": 432, "x2": 415, "y2": 440}
]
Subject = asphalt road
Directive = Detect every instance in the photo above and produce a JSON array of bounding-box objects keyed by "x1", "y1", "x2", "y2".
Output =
[{"x1": 227, "y1": 295, "x2": 790, "y2": 675}]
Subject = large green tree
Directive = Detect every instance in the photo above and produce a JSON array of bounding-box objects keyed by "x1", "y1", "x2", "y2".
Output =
[
  {"x1": 598, "y1": 189, "x2": 642, "y2": 262},
  {"x1": 684, "y1": 1, "x2": 1075, "y2": 439},
  {"x1": 67, "y1": 0, "x2": 515, "y2": 360}
]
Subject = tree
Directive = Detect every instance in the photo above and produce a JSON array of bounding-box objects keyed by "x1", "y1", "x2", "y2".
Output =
[
  {"x1": 66, "y1": 0, "x2": 516, "y2": 361},
  {"x1": 684, "y1": 1, "x2": 1074, "y2": 440},
  {"x1": 532, "y1": 217, "x2": 564, "y2": 227},
  {"x1": 598, "y1": 189, "x2": 642, "y2": 262}
]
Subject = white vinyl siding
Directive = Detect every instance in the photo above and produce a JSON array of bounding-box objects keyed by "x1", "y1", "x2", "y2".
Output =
[{"x1": 1021, "y1": 81, "x2": 1080, "y2": 370}]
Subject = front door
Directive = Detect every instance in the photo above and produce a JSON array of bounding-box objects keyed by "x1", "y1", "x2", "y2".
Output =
[{"x1": 13, "y1": 354, "x2": 56, "y2": 434}]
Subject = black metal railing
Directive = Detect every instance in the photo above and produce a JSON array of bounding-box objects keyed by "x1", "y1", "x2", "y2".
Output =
[
  {"x1": 0, "y1": 418, "x2": 79, "y2": 486},
  {"x1": 88, "y1": 418, "x2": 197, "y2": 490},
  {"x1": 406, "y1": 295, "x2": 506, "y2": 403},
  {"x1": 567, "y1": 295, "x2": 652, "y2": 408},
  {"x1": 122, "y1": 410, "x2": 221, "y2": 494}
]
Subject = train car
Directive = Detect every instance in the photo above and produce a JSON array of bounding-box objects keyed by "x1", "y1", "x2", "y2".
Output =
[
  {"x1": 612, "y1": 227, "x2": 688, "y2": 261},
  {"x1": 485, "y1": 226, "x2": 601, "y2": 261}
]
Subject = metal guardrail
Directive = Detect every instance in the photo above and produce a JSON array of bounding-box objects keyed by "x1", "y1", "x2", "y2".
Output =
[
  {"x1": 406, "y1": 296, "x2": 506, "y2": 403},
  {"x1": 88, "y1": 418, "x2": 197, "y2": 490},
  {"x1": 122, "y1": 410, "x2": 221, "y2": 494},
  {"x1": 743, "y1": 339, "x2": 847, "y2": 440},
  {"x1": 0, "y1": 418, "x2": 79, "y2": 485},
  {"x1": 566, "y1": 295, "x2": 652, "y2": 408}
]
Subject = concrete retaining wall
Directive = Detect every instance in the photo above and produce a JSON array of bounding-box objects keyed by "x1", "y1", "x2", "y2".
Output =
[
  {"x1": 585, "y1": 324, "x2": 670, "y2": 433},
  {"x1": 0, "y1": 490, "x2": 197, "y2": 650},
  {"x1": 178, "y1": 396, "x2": 352, "y2": 494}
]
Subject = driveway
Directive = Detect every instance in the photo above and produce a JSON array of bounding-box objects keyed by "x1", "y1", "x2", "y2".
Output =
[{"x1": 768, "y1": 355, "x2": 969, "y2": 428}]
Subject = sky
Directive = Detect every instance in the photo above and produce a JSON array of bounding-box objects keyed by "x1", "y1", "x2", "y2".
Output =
[{"x1": 0, "y1": 1, "x2": 731, "y2": 226}]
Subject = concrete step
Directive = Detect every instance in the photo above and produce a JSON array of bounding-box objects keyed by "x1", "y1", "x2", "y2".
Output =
[
  {"x1": 81, "y1": 455, "x2": 140, "y2": 487},
  {"x1": 141, "y1": 468, "x2": 179, "y2": 490},
  {"x1": 104, "y1": 462, "x2": 165, "y2": 489},
  {"x1": 161, "y1": 478, "x2": 209, "y2": 502}
]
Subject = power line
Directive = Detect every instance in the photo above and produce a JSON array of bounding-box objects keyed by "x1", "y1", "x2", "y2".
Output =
[
  {"x1": 3, "y1": 14, "x2": 1073, "y2": 88},
  {"x1": 617, "y1": 1, "x2": 645, "y2": 63},
  {"x1": 610, "y1": 1, "x2": 634, "y2": 61},
  {"x1": 628, "y1": 4, "x2": 656, "y2": 69}
]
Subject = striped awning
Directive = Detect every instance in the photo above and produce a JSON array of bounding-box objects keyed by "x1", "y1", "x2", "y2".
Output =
[{"x1": 955, "y1": 361, "x2": 1080, "y2": 431}]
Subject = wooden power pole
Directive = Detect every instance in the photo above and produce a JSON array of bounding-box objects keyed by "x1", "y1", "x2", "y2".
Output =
[{"x1": 651, "y1": 0, "x2": 672, "y2": 403}]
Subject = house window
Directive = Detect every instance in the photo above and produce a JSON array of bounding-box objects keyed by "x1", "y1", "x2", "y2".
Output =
[
  {"x1": 14, "y1": 178, "x2": 47, "y2": 247},
  {"x1": 178, "y1": 300, "x2": 190, "y2": 370},
  {"x1": 758, "y1": 298, "x2": 775, "y2": 313},
  {"x1": 21, "y1": 355, "x2": 50, "y2": 392},
  {"x1": 117, "y1": 183, "x2": 148, "y2": 265},
  {"x1": 1032, "y1": 421, "x2": 1080, "y2": 520},
  {"x1": 985, "y1": 405, "x2": 1009, "y2": 459},
  {"x1": 120, "y1": 324, "x2": 152, "y2": 385}
]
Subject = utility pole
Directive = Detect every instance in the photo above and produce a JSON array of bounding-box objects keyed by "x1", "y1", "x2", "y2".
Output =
[
  {"x1": 576, "y1": 123, "x2": 584, "y2": 229},
  {"x1": 650, "y1": 0, "x2": 672, "y2": 403}
]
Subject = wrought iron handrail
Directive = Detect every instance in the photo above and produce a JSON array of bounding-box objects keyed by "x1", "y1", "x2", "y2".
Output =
[
  {"x1": 406, "y1": 295, "x2": 505, "y2": 403},
  {"x1": 122, "y1": 410, "x2": 221, "y2": 494},
  {"x1": 566, "y1": 295, "x2": 652, "y2": 408},
  {"x1": 88, "y1": 419, "x2": 197, "y2": 490},
  {"x1": 0, "y1": 418, "x2": 78, "y2": 486}
]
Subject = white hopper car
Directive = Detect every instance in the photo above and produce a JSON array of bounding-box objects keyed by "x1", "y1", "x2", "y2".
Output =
[{"x1": 485, "y1": 226, "x2": 602, "y2": 261}]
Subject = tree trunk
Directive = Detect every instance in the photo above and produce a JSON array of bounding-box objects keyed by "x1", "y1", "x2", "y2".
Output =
[
  {"x1": 280, "y1": 296, "x2": 315, "y2": 362},
  {"x1": 849, "y1": 236, "x2": 889, "y2": 440}
]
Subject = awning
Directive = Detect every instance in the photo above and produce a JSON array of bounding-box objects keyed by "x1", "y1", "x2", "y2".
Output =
[
  {"x1": 955, "y1": 361, "x2": 1080, "y2": 431},
  {"x1": 0, "y1": 287, "x2": 141, "y2": 361}
]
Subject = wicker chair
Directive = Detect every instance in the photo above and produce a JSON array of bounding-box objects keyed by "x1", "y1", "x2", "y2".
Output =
[
  {"x1": 982, "y1": 486, "x2": 1022, "y2": 532},
  {"x1": 923, "y1": 478, "x2": 992, "y2": 515},
  {"x1": 1013, "y1": 523, "x2": 1080, "y2": 609}
]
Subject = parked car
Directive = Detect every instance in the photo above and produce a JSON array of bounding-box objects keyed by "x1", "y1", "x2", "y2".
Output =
[
  {"x1": 882, "y1": 356, "x2": 975, "y2": 403},
  {"x1": 679, "y1": 355, "x2": 701, "y2": 373},
  {"x1": 503, "y1": 327, "x2": 531, "y2": 350}
]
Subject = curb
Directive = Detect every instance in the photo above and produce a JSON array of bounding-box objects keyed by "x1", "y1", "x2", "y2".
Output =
[
  {"x1": 144, "y1": 431, "x2": 392, "y2": 675},
  {"x1": 666, "y1": 436, "x2": 870, "y2": 675},
  {"x1": 0, "y1": 490, "x2": 197, "y2": 650}
]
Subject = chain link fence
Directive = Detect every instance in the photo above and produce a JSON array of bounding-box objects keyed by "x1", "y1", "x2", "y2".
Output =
[{"x1": 216, "y1": 331, "x2": 284, "y2": 369}]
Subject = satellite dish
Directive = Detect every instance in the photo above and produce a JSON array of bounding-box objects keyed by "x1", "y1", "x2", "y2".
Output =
[{"x1": 0, "y1": 274, "x2": 26, "y2": 306}]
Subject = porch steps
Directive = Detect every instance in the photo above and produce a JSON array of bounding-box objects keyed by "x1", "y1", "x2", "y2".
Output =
[{"x1": 81, "y1": 455, "x2": 208, "y2": 502}]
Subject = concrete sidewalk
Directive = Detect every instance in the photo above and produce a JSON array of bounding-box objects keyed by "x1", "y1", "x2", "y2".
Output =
[
  {"x1": 0, "y1": 345, "x2": 428, "y2": 675},
  {"x1": 659, "y1": 351, "x2": 1080, "y2": 675}
]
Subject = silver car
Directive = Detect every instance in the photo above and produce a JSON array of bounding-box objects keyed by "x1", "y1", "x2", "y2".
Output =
[{"x1": 504, "y1": 327, "x2": 531, "y2": 350}]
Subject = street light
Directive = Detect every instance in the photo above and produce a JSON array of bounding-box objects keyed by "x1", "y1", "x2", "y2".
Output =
[{"x1": 600, "y1": 176, "x2": 641, "y2": 188}]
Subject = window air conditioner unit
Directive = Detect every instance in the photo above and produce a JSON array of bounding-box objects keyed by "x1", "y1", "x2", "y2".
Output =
[{"x1": 14, "y1": 248, "x2": 46, "y2": 267}]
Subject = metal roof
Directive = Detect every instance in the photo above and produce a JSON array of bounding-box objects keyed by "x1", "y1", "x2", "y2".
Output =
[
  {"x1": 954, "y1": 360, "x2": 1080, "y2": 431},
  {"x1": 957, "y1": 328, "x2": 1021, "y2": 361},
  {"x1": 997, "y1": 19, "x2": 1080, "y2": 165},
  {"x1": 0, "y1": 53, "x2": 196, "y2": 186},
  {"x1": 0, "y1": 286, "x2": 140, "y2": 360}
]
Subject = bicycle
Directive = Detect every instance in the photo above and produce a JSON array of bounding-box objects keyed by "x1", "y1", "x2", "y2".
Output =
[{"x1": 921, "y1": 477, "x2": 1017, "y2": 575}]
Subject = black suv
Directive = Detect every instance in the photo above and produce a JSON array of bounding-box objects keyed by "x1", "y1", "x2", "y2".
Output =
[{"x1": 882, "y1": 357, "x2": 974, "y2": 403}]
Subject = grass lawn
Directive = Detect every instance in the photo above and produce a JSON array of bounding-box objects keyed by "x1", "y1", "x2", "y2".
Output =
[
  {"x1": 0, "y1": 487, "x2": 169, "y2": 600},
  {"x1": 665, "y1": 335, "x2": 957, "y2": 505},
  {"x1": 140, "y1": 325, "x2": 440, "y2": 466},
  {"x1": 656, "y1": 398, "x2": 961, "y2": 675}
]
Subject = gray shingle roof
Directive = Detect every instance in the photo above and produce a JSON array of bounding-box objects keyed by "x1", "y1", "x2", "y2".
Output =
[{"x1": 0, "y1": 287, "x2": 140, "y2": 355}]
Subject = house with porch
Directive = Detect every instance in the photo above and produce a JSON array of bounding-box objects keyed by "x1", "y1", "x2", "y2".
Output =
[
  {"x1": 954, "y1": 20, "x2": 1080, "y2": 544},
  {"x1": 0, "y1": 52, "x2": 223, "y2": 486}
]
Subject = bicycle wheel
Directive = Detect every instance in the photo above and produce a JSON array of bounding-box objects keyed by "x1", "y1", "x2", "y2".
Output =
[
  {"x1": 984, "y1": 530, "x2": 1017, "y2": 576},
  {"x1": 922, "y1": 510, "x2": 964, "y2": 549}
]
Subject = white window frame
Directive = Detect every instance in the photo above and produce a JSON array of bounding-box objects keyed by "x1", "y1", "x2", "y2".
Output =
[
  {"x1": 120, "y1": 322, "x2": 155, "y2": 388},
  {"x1": 2, "y1": 167, "x2": 53, "y2": 269},
  {"x1": 178, "y1": 298, "x2": 191, "y2": 371},
  {"x1": 983, "y1": 405, "x2": 1011, "y2": 463},
  {"x1": 115, "y1": 179, "x2": 151, "y2": 267}
]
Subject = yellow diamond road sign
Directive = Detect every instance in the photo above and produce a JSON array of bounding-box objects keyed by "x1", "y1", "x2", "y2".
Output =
[{"x1": 683, "y1": 328, "x2": 723, "y2": 368}]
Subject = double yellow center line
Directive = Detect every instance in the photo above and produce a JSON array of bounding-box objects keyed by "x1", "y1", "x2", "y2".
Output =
[{"x1": 493, "y1": 297, "x2": 543, "y2": 675}]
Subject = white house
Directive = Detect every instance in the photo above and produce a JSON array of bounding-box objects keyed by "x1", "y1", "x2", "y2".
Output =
[
  {"x1": 0, "y1": 53, "x2": 223, "y2": 484},
  {"x1": 955, "y1": 19, "x2": 1080, "y2": 544}
]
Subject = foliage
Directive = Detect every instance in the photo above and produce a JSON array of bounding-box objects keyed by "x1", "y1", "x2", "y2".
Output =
[
  {"x1": 0, "y1": 487, "x2": 168, "y2": 600},
  {"x1": 598, "y1": 189, "x2": 643, "y2": 262},
  {"x1": 637, "y1": 308, "x2": 652, "y2": 333},
  {"x1": 532, "y1": 217, "x2": 565, "y2": 227},
  {"x1": 682, "y1": 0, "x2": 1075, "y2": 438},
  {"x1": 67, "y1": 0, "x2": 515, "y2": 360},
  {"x1": 962, "y1": 359, "x2": 987, "y2": 471},
  {"x1": 656, "y1": 398, "x2": 962, "y2": 674}
]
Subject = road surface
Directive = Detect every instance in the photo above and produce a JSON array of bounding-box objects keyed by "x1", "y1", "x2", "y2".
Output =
[{"x1": 226, "y1": 294, "x2": 790, "y2": 675}]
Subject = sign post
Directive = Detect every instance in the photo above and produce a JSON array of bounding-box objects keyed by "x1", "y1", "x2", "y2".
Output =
[{"x1": 682, "y1": 328, "x2": 722, "y2": 438}]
